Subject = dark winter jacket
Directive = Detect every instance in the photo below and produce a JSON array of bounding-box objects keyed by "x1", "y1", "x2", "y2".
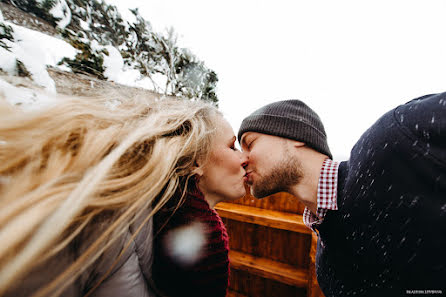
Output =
[
  {"x1": 315, "y1": 93, "x2": 446, "y2": 297},
  {"x1": 5, "y1": 209, "x2": 157, "y2": 297}
]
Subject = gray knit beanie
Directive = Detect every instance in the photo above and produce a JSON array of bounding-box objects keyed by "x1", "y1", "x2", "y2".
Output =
[{"x1": 238, "y1": 99, "x2": 332, "y2": 159}]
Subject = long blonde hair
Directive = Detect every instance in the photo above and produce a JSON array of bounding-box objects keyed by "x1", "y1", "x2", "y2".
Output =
[{"x1": 0, "y1": 95, "x2": 220, "y2": 296}]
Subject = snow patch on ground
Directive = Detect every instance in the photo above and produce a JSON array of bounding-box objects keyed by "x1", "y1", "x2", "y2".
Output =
[
  {"x1": 0, "y1": 47, "x2": 16, "y2": 74},
  {"x1": 0, "y1": 15, "x2": 163, "y2": 102},
  {"x1": 0, "y1": 21, "x2": 77, "y2": 92},
  {"x1": 103, "y1": 45, "x2": 125, "y2": 82},
  {"x1": 0, "y1": 77, "x2": 57, "y2": 109},
  {"x1": 102, "y1": 44, "x2": 163, "y2": 91}
]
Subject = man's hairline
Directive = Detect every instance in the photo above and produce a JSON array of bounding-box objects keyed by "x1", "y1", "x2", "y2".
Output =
[
  {"x1": 240, "y1": 131, "x2": 265, "y2": 147},
  {"x1": 240, "y1": 130, "x2": 298, "y2": 147}
]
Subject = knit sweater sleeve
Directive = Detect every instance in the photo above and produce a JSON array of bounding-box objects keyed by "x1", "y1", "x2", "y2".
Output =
[{"x1": 152, "y1": 187, "x2": 229, "y2": 297}]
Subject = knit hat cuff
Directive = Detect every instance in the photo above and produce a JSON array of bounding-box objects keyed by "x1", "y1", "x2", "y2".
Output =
[{"x1": 238, "y1": 114, "x2": 332, "y2": 159}]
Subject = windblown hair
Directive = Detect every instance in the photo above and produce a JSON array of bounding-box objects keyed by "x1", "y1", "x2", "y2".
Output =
[{"x1": 0, "y1": 95, "x2": 220, "y2": 297}]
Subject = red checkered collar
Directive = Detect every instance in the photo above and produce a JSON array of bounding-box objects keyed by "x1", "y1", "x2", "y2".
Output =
[
  {"x1": 316, "y1": 158, "x2": 339, "y2": 212},
  {"x1": 303, "y1": 158, "x2": 339, "y2": 230}
]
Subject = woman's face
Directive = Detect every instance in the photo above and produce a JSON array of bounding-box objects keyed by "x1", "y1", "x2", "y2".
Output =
[{"x1": 197, "y1": 116, "x2": 248, "y2": 207}]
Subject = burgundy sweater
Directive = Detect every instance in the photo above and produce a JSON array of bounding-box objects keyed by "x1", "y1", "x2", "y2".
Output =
[{"x1": 152, "y1": 185, "x2": 230, "y2": 297}]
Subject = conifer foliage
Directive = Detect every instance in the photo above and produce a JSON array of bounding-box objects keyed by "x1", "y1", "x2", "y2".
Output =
[
  {"x1": 0, "y1": 9, "x2": 14, "y2": 49},
  {"x1": 0, "y1": 0, "x2": 218, "y2": 103}
]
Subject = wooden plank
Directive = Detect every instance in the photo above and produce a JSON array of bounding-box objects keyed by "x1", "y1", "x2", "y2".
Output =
[
  {"x1": 229, "y1": 268, "x2": 307, "y2": 297},
  {"x1": 223, "y1": 219, "x2": 311, "y2": 268},
  {"x1": 232, "y1": 191, "x2": 306, "y2": 213},
  {"x1": 229, "y1": 250, "x2": 309, "y2": 288},
  {"x1": 216, "y1": 202, "x2": 311, "y2": 234}
]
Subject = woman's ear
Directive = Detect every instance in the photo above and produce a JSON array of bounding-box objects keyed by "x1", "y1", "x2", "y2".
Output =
[
  {"x1": 193, "y1": 161, "x2": 204, "y2": 177},
  {"x1": 194, "y1": 167, "x2": 204, "y2": 177}
]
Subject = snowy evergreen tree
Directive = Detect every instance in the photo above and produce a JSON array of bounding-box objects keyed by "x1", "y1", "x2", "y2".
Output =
[
  {"x1": 0, "y1": 0, "x2": 219, "y2": 104},
  {"x1": 0, "y1": 9, "x2": 14, "y2": 50}
]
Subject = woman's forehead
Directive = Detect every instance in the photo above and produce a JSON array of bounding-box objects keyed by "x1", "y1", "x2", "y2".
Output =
[{"x1": 214, "y1": 116, "x2": 234, "y2": 137}]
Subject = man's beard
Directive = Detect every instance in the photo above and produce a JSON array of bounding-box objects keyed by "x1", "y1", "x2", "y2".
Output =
[{"x1": 250, "y1": 156, "x2": 303, "y2": 198}]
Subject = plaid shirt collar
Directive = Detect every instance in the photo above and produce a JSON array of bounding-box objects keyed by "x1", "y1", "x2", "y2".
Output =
[{"x1": 303, "y1": 158, "x2": 340, "y2": 232}]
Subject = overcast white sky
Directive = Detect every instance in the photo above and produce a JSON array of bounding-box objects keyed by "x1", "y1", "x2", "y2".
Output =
[{"x1": 107, "y1": 0, "x2": 446, "y2": 159}]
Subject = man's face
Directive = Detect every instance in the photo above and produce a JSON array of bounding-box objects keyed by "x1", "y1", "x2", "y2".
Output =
[{"x1": 240, "y1": 132, "x2": 303, "y2": 198}]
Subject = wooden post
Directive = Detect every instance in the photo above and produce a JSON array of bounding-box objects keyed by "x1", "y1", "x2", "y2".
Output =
[{"x1": 307, "y1": 231, "x2": 325, "y2": 297}]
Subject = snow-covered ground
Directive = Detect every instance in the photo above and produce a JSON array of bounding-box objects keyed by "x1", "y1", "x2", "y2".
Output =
[
  {"x1": 0, "y1": 78, "x2": 59, "y2": 110},
  {"x1": 0, "y1": 8, "x2": 164, "y2": 109},
  {"x1": 0, "y1": 22, "x2": 77, "y2": 92}
]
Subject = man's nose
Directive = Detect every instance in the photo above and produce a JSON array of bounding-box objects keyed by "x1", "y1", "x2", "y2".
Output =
[{"x1": 240, "y1": 151, "x2": 249, "y2": 168}]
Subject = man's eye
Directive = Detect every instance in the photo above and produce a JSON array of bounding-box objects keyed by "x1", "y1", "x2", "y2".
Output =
[{"x1": 241, "y1": 138, "x2": 253, "y2": 151}]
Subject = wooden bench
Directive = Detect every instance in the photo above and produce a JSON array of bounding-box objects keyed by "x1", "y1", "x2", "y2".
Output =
[{"x1": 216, "y1": 192, "x2": 324, "y2": 297}]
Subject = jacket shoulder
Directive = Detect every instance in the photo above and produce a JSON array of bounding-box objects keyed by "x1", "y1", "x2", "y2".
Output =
[
  {"x1": 393, "y1": 92, "x2": 446, "y2": 165},
  {"x1": 87, "y1": 209, "x2": 156, "y2": 297},
  {"x1": 5, "y1": 209, "x2": 156, "y2": 297}
]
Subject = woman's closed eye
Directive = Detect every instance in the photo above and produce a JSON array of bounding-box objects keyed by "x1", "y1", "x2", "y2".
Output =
[
  {"x1": 230, "y1": 143, "x2": 240, "y2": 151},
  {"x1": 229, "y1": 136, "x2": 238, "y2": 151}
]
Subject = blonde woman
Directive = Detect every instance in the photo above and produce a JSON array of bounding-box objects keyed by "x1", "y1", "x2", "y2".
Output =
[{"x1": 0, "y1": 95, "x2": 247, "y2": 297}]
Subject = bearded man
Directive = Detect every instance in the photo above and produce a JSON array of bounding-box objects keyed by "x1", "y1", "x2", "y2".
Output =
[{"x1": 238, "y1": 93, "x2": 446, "y2": 297}]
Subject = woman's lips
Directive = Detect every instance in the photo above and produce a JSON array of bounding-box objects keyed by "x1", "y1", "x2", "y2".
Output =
[{"x1": 243, "y1": 172, "x2": 252, "y2": 183}]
